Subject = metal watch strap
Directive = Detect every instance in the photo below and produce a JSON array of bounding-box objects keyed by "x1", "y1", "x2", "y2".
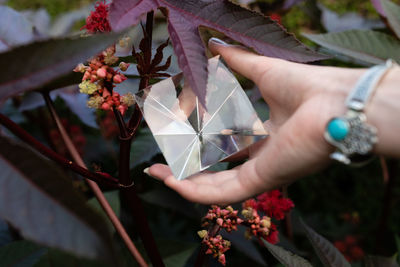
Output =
[
  {"x1": 346, "y1": 59, "x2": 395, "y2": 111},
  {"x1": 325, "y1": 59, "x2": 396, "y2": 165}
]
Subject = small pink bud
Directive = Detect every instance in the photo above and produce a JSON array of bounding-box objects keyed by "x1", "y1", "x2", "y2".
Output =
[
  {"x1": 119, "y1": 62, "x2": 130, "y2": 71},
  {"x1": 206, "y1": 249, "x2": 213, "y2": 255},
  {"x1": 102, "y1": 89, "x2": 111, "y2": 98},
  {"x1": 97, "y1": 67, "x2": 107, "y2": 78},
  {"x1": 113, "y1": 74, "x2": 123, "y2": 84},
  {"x1": 83, "y1": 71, "x2": 91, "y2": 81},
  {"x1": 101, "y1": 103, "x2": 111, "y2": 110},
  {"x1": 216, "y1": 218, "x2": 223, "y2": 226},
  {"x1": 218, "y1": 254, "x2": 226, "y2": 265},
  {"x1": 118, "y1": 105, "x2": 127, "y2": 115}
]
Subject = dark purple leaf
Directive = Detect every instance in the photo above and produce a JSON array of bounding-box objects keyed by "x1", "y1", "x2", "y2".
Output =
[
  {"x1": 159, "y1": 0, "x2": 326, "y2": 62},
  {"x1": 0, "y1": 136, "x2": 114, "y2": 260},
  {"x1": 109, "y1": 0, "x2": 158, "y2": 31},
  {"x1": 371, "y1": 0, "x2": 386, "y2": 16},
  {"x1": 109, "y1": 0, "x2": 327, "y2": 105},
  {"x1": 167, "y1": 9, "x2": 208, "y2": 105},
  {"x1": 300, "y1": 219, "x2": 351, "y2": 267},
  {"x1": 0, "y1": 32, "x2": 124, "y2": 101}
]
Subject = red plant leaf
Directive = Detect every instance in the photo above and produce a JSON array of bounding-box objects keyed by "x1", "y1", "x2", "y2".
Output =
[
  {"x1": 109, "y1": 0, "x2": 328, "y2": 104},
  {"x1": 167, "y1": 9, "x2": 209, "y2": 105},
  {"x1": 109, "y1": 0, "x2": 158, "y2": 30}
]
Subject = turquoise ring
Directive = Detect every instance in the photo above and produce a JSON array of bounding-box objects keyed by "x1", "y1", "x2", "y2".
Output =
[{"x1": 324, "y1": 111, "x2": 378, "y2": 165}]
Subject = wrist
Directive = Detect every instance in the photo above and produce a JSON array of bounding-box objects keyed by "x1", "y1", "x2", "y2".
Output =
[{"x1": 365, "y1": 67, "x2": 400, "y2": 157}]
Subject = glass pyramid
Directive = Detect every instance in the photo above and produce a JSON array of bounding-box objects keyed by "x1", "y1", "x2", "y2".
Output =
[{"x1": 134, "y1": 56, "x2": 268, "y2": 180}]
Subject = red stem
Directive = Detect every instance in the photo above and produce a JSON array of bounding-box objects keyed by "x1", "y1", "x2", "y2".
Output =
[
  {"x1": 112, "y1": 11, "x2": 165, "y2": 267},
  {"x1": 42, "y1": 93, "x2": 148, "y2": 267},
  {"x1": 282, "y1": 186, "x2": 293, "y2": 241},
  {"x1": 0, "y1": 113, "x2": 119, "y2": 187},
  {"x1": 195, "y1": 225, "x2": 221, "y2": 267}
]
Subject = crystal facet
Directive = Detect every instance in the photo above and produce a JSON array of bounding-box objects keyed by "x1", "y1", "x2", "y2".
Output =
[{"x1": 134, "y1": 56, "x2": 268, "y2": 180}]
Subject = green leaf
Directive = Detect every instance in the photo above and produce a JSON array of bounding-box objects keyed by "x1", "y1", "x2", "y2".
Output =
[
  {"x1": 140, "y1": 185, "x2": 198, "y2": 218},
  {"x1": 300, "y1": 219, "x2": 350, "y2": 267},
  {"x1": 304, "y1": 30, "x2": 400, "y2": 64},
  {"x1": 381, "y1": 0, "x2": 400, "y2": 39},
  {"x1": 34, "y1": 248, "x2": 108, "y2": 267},
  {"x1": 365, "y1": 255, "x2": 400, "y2": 267},
  {"x1": 157, "y1": 240, "x2": 197, "y2": 267},
  {"x1": 0, "y1": 240, "x2": 47, "y2": 267},
  {"x1": 164, "y1": 245, "x2": 196, "y2": 267},
  {"x1": 0, "y1": 136, "x2": 114, "y2": 261},
  {"x1": 0, "y1": 31, "x2": 124, "y2": 101},
  {"x1": 130, "y1": 127, "x2": 160, "y2": 168},
  {"x1": 262, "y1": 239, "x2": 312, "y2": 267}
]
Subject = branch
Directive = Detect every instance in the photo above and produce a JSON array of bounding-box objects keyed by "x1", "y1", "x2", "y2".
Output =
[
  {"x1": 42, "y1": 93, "x2": 148, "y2": 267},
  {"x1": 0, "y1": 113, "x2": 119, "y2": 187},
  {"x1": 111, "y1": 11, "x2": 165, "y2": 267},
  {"x1": 195, "y1": 224, "x2": 221, "y2": 267}
]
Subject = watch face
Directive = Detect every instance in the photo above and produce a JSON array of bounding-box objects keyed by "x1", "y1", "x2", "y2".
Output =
[{"x1": 135, "y1": 56, "x2": 268, "y2": 180}]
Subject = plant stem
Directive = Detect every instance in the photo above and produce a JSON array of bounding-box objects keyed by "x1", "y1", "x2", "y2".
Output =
[
  {"x1": 127, "y1": 12, "x2": 154, "y2": 131},
  {"x1": 282, "y1": 186, "x2": 293, "y2": 241},
  {"x1": 42, "y1": 93, "x2": 148, "y2": 267},
  {"x1": 0, "y1": 113, "x2": 118, "y2": 187},
  {"x1": 110, "y1": 11, "x2": 164, "y2": 267},
  {"x1": 195, "y1": 225, "x2": 221, "y2": 267}
]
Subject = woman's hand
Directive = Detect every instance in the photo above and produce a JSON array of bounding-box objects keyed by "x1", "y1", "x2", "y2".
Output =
[{"x1": 145, "y1": 38, "x2": 400, "y2": 205}]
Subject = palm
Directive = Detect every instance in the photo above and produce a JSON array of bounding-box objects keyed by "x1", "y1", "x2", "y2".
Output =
[{"x1": 147, "y1": 42, "x2": 365, "y2": 204}]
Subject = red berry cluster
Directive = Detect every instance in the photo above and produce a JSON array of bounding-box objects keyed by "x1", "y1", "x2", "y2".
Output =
[
  {"x1": 198, "y1": 190, "x2": 294, "y2": 265},
  {"x1": 242, "y1": 201, "x2": 279, "y2": 244},
  {"x1": 256, "y1": 190, "x2": 294, "y2": 220},
  {"x1": 198, "y1": 231, "x2": 230, "y2": 266},
  {"x1": 74, "y1": 46, "x2": 134, "y2": 115},
  {"x1": 334, "y1": 235, "x2": 365, "y2": 262},
  {"x1": 202, "y1": 205, "x2": 243, "y2": 232},
  {"x1": 81, "y1": 1, "x2": 111, "y2": 34},
  {"x1": 49, "y1": 119, "x2": 86, "y2": 157}
]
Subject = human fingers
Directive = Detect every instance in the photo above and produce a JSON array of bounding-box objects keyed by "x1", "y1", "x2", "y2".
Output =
[
  {"x1": 147, "y1": 164, "x2": 235, "y2": 186},
  {"x1": 147, "y1": 160, "x2": 274, "y2": 205},
  {"x1": 208, "y1": 38, "x2": 314, "y2": 122},
  {"x1": 208, "y1": 37, "x2": 284, "y2": 86}
]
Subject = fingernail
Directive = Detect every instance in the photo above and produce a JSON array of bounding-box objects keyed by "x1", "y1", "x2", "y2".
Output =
[
  {"x1": 209, "y1": 37, "x2": 230, "y2": 46},
  {"x1": 143, "y1": 167, "x2": 150, "y2": 176},
  {"x1": 143, "y1": 167, "x2": 159, "y2": 180}
]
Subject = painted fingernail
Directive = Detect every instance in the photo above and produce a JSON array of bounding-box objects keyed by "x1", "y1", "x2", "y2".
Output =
[
  {"x1": 143, "y1": 167, "x2": 158, "y2": 180},
  {"x1": 209, "y1": 37, "x2": 230, "y2": 46},
  {"x1": 143, "y1": 167, "x2": 151, "y2": 176}
]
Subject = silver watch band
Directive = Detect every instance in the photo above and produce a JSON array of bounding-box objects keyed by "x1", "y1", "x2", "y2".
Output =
[
  {"x1": 346, "y1": 60, "x2": 395, "y2": 111},
  {"x1": 325, "y1": 59, "x2": 397, "y2": 165}
]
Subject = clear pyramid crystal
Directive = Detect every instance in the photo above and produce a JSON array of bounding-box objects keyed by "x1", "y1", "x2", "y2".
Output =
[{"x1": 134, "y1": 56, "x2": 268, "y2": 180}]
